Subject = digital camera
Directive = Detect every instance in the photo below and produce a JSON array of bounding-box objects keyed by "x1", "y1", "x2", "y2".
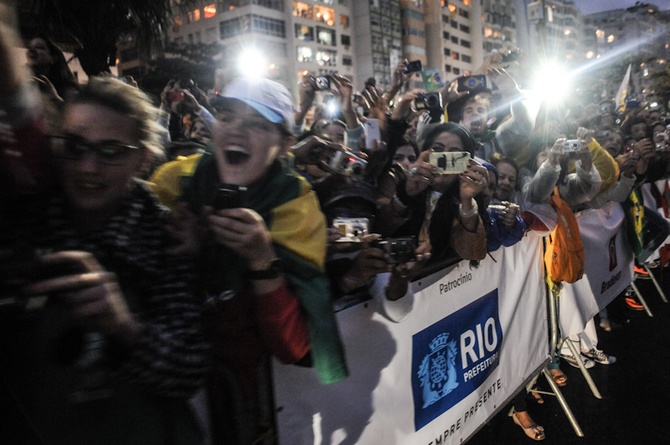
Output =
[
  {"x1": 414, "y1": 92, "x2": 443, "y2": 113},
  {"x1": 500, "y1": 50, "x2": 520, "y2": 63},
  {"x1": 429, "y1": 151, "x2": 470, "y2": 174},
  {"x1": 314, "y1": 75, "x2": 331, "y2": 91},
  {"x1": 371, "y1": 237, "x2": 416, "y2": 265},
  {"x1": 328, "y1": 150, "x2": 368, "y2": 177},
  {"x1": 404, "y1": 60, "x2": 423, "y2": 74},
  {"x1": 562, "y1": 139, "x2": 581, "y2": 152},
  {"x1": 0, "y1": 245, "x2": 82, "y2": 312},
  {"x1": 458, "y1": 75, "x2": 487, "y2": 93},
  {"x1": 333, "y1": 218, "x2": 369, "y2": 243}
]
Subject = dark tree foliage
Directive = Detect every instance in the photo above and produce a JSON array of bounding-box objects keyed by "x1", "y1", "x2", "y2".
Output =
[
  {"x1": 139, "y1": 40, "x2": 223, "y2": 100},
  {"x1": 18, "y1": 0, "x2": 196, "y2": 76}
]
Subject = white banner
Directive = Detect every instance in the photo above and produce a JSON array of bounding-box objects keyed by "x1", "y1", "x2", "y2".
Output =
[
  {"x1": 559, "y1": 202, "x2": 634, "y2": 337},
  {"x1": 273, "y1": 236, "x2": 549, "y2": 445}
]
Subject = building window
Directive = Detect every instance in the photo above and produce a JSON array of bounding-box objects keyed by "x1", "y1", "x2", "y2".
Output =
[
  {"x1": 341, "y1": 34, "x2": 351, "y2": 46},
  {"x1": 340, "y1": 14, "x2": 349, "y2": 27},
  {"x1": 252, "y1": 15, "x2": 286, "y2": 38},
  {"x1": 453, "y1": 67, "x2": 460, "y2": 75},
  {"x1": 293, "y1": 2, "x2": 313, "y2": 19},
  {"x1": 343, "y1": 55, "x2": 352, "y2": 66},
  {"x1": 461, "y1": 39, "x2": 471, "y2": 48},
  {"x1": 316, "y1": 49, "x2": 337, "y2": 66},
  {"x1": 204, "y1": 4, "x2": 217, "y2": 18},
  {"x1": 443, "y1": 31, "x2": 450, "y2": 40},
  {"x1": 451, "y1": 35, "x2": 458, "y2": 44},
  {"x1": 295, "y1": 24, "x2": 314, "y2": 41},
  {"x1": 460, "y1": 24, "x2": 470, "y2": 33},
  {"x1": 443, "y1": 48, "x2": 451, "y2": 56},
  {"x1": 220, "y1": 14, "x2": 286, "y2": 39},
  {"x1": 317, "y1": 26, "x2": 336, "y2": 45},
  {"x1": 452, "y1": 51, "x2": 460, "y2": 60},
  {"x1": 450, "y1": 20, "x2": 458, "y2": 28},
  {"x1": 462, "y1": 54, "x2": 471, "y2": 62},
  {"x1": 297, "y1": 46, "x2": 315, "y2": 63},
  {"x1": 314, "y1": 5, "x2": 335, "y2": 26},
  {"x1": 445, "y1": 64, "x2": 452, "y2": 73}
]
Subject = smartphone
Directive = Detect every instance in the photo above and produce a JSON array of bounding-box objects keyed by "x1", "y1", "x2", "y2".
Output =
[
  {"x1": 364, "y1": 118, "x2": 381, "y2": 149},
  {"x1": 212, "y1": 184, "x2": 247, "y2": 210},
  {"x1": 457, "y1": 75, "x2": 487, "y2": 93},
  {"x1": 429, "y1": 151, "x2": 470, "y2": 174},
  {"x1": 404, "y1": 60, "x2": 423, "y2": 74}
]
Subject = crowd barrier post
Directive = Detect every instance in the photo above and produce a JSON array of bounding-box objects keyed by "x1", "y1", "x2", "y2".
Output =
[
  {"x1": 562, "y1": 338, "x2": 602, "y2": 399},
  {"x1": 630, "y1": 280, "x2": 654, "y2": 317},
  {"x1": 530, "y1": 283, "x2": 585, "y2": 437},
  {"x1": 643, "y1": 263, "x2": 668, "y2": 303}
]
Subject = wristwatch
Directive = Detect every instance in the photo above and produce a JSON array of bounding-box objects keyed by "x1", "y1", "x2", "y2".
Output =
[{"x1": 246, "y1": 258, "x2": 283, "y2": 280}]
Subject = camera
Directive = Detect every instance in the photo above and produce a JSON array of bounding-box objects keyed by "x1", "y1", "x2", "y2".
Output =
[
  {"x1": 178, "y1": 78, "x2": 196, "y2": 91},
  {"x1": 500, "y1": 50, "x2": 520, "y2": 63},
  {"x1": 414, "y1": 92, "x2": 443, "y2": 113},
  {"x1": 404, "y1": 60, "x2": 423, "y2": 74},
  {"x1": 328, "y1": 150, "x2": 368, "y2": 177},
  {"x1": 0, "y1": 245, "x2": 83, "y2": 311},
  {"x1": 458, "y1": 75, "x2": 487, "y2": 93},
  {"x1": 314, "y1": 75, "x2": 331, "y2": 91},
  {"x1": 562, "y1": 139, "x2": 581, "y2": 152},
  {"x1": 212, "y1": 184, "x2": 247, "y2": 210},
  {"x1": 371, "y1": 237, "x2": 416, "y2": 265},
  {"x1": 333, "y1": 218, "x2": 369, "y2": 243},
  {"x1": 429, "y1": 151, "x2": 470, "y2": 174}
]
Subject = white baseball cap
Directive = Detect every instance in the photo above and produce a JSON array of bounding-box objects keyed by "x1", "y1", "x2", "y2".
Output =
[{"x1": 214, "y1": 77, "x2": 295, "y2": 133}]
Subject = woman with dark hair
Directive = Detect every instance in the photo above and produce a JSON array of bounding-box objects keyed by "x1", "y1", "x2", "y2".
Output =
[
  {"x1": 396, "y1": 122, "x2": 488, "y2": 263},
  {"x1": 26, "y1": 34, "x2": 79, "y2": 100}
]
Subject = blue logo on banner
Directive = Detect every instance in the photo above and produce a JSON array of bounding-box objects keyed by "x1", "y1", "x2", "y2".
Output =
[{"x1": 411, "y1": 290, "x2": 502, "y2": 431}]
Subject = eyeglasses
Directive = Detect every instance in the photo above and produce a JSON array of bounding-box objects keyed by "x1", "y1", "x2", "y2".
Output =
[{"x1": 49, "y1": 135, "x2": 141, "y2": 166}]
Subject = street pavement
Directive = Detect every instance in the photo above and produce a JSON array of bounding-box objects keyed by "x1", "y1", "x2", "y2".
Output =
[{"x1": 467, "y1": 267, "x2": 670, "y2": 445}]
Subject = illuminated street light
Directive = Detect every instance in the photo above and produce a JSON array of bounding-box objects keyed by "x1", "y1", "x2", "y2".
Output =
[
  {"x1": 530, "y1": 62, "x2": 572, "y2": 104},
  {"x1": 236, "y1": 47, "x2": 268, "y2": 78}
]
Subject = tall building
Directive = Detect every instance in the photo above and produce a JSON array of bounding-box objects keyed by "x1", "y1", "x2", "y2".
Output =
[
  {"x1": 164, "y1": 0, "x2": 357, "y2": 96},
  {"x1": 352, "y1": 0, "x2": 402, "y2": 91},
  {"x1": 583, "y1": 2, "x2": 669, "y2": 103},
  {"x1": 524, "y1": 0, "x2": 584, "y2": 64}
]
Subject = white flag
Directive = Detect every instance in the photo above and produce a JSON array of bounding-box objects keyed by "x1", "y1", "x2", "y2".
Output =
[{"x1": 615, "y1": 64, "x2": 632, "y2": 112}]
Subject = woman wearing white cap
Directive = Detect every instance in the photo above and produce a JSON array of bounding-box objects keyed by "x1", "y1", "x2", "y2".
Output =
[{"x1": 152, "y1": 76, "x2": 348, "y2": 445}]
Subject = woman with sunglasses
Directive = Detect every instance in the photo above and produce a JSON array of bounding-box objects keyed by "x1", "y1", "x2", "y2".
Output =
[{"x1": 0, "y1": 7, "x2": 208, "y2": 444}]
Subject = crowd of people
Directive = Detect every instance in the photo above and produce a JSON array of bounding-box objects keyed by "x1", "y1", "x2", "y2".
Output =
[{"x1": 1, "y1": 3, "x2": 670, "y2": 444}]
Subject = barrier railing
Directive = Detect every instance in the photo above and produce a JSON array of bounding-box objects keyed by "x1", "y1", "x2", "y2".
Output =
[{"x1": 273, "y1": 235, "x2": 553, "y2": 445}]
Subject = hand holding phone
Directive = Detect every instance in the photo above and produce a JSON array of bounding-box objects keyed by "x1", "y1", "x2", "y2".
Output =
[{"x1": 213, "y1": 184, "x2": 247, "y2": 210}]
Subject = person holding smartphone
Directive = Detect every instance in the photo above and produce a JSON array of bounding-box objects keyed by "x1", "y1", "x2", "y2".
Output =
[{"x1": 152, "y1": 76, "x2": 348, "y2": 445}]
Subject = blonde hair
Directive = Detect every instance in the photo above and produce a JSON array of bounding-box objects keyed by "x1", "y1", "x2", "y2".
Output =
[{"x1": 67, "y1": 76, "x2": 163, "y2": 158}]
